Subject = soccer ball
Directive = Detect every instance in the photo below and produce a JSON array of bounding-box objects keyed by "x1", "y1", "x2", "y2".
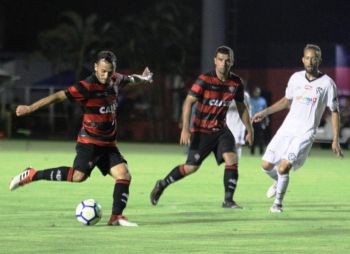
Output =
[{"x1": 75, "y1": 199, "x2": 102, "y2": 226}]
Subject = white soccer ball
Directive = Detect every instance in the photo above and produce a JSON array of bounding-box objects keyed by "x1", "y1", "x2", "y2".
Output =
[{"x1": 75, "y1": 199, "x2": 102, "y2": 226}]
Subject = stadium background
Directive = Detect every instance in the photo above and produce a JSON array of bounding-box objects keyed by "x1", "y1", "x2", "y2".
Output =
[{"x1": 1, "y1": 0, "x2": 350, "y2": 143}]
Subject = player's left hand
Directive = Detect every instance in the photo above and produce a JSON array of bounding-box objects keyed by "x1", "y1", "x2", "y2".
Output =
[
  {"x1": 245, "y1": 130, "x2": 254, "y2": 146},
  {"x1": 131, "y1": 67, "x2": 153, "y2": 83},
  {"x1": 332, "y1": 140, "x2": 343, "y2": 158}
]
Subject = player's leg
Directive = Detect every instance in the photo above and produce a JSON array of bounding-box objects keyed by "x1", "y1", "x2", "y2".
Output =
[
  {"x1": 216, "y1": 128, "x2": 242, "y2": 208},
  {"x1": 150, "y1": 132, "x2": 212, "y2": 206},
  {"x1": 261, "y1": 132, "x2": 289, "y2": 200},
  {"x1": 270, "y1": 160, "x2": 292, "y2": 213},
  {"x1": 221, "y1": 152, "x2": 242, "y2": 208},
  {"x1": 261, "y1": 160, "x2": 278, "y2": 198},
  {"x1": 96, "y1": 146, "x2": 136, "y2": 226},
  {"x1": 270, "y1": 136, "x2": 313, "y2": 212},
  {"x1": 9, "y1": 142, "x2": 94, "y2": 191},
  {"x1": 150, "y1": 164, "x2": 199, "y2": 206},
  {"x1": 9, "y1": 166, "x2": 87, "y2": 191},
  {"x1": 261, "y1": 161, "x2": 278, "y2": 179},
  {"x1": 107, "y1": 162, "x2": 137, "y2": 227}
]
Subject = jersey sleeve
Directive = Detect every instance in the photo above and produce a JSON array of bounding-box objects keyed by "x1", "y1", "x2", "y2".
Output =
[
  {"x1": 285, "y1": 75, "x2": 295, "y2": 100},
  {"x1": 234, "y1": 81, "x2": 244, "y2": 103},
  {"x1": 188, "y1": 74, "x2": 205, "y2": 99},
  {"x1": 65, "y1": 82, "x2": 89, "y2": 102},
  {"x1": 112, "y1": 72, "x2": 129, "y2": 88},
  {"x1": 326, "y1": 79, "x2": 339, "y2": 112}
]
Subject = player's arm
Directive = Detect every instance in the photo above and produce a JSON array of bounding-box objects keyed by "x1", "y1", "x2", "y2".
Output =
[
  {"x1": 236, "y1": 101, "x2": 254, "y2": 146},
  {"x1": 127, "y1": 67, "x2": 153, "y2": 84},
  {"x1": 252, "y1": 97, "x2": 291, "y2": 122},
  {"x1": 180, "y1": 94, "x2": 197, "y2": 145},
  {"x1": 331, "y1": 110, "x2": 343, "y2": 157},
  {"x1": 16, "y1": 90, "x2": 67, "y2": 117}
]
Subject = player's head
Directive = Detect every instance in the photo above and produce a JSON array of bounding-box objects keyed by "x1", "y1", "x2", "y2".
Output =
[
  {"x1": 214, "y1": 46, "x2": 234, "y2": 76},
  {"x1": 94, "y1": 50, "x2": 117, "y2": 84},
  {"x1": 302, "y1": 44, "x2": 322, "y2": 75}
]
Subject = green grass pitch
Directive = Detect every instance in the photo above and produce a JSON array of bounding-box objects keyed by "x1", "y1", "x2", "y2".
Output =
[{"x1": 0, "y1": 140, "x2": 349, "y2": 253}]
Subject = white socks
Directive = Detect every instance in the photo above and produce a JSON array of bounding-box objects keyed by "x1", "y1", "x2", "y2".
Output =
[
  {"x1": 274, "y1": 173, "x2": 289, "y2": 205},
  {"x1": 262, "y1": 167, "x2": 278, "y2": 181},
  {"x1": 263, "y1": 166, "x2": 289, "y2": 206}
]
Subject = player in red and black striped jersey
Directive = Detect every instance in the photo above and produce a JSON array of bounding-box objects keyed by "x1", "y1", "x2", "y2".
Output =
[
  {"x1": 151, "y1": 46, "x2": 254, "y2": 208},
  {"x1": 10, "y1": 50, "x2": 153, "y2": 227}
]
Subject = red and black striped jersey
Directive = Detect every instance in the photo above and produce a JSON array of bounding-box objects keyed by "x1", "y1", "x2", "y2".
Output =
[
  {"x1": 189, "y1": 71, "x2": 244, "y2": 133},
  {"x1": 65, "y1": 73, "x2": 128, "y2": 146}
]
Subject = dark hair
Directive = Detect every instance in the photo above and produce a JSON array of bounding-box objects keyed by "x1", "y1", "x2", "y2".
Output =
[
  {"x1": 215, "y1": 45, "x2": 234, "y2": 59},
  {"x1": 96, "y1": 50, "x2": 117, "y2": 67}
]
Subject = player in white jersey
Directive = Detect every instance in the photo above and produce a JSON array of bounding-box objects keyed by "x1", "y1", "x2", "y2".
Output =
[
  {"x1": 252, "y1": 44, "x2": 343, "y2": 213},
  {"x1": 226, "y1": 91, "x2": 251, "y2": 158}
]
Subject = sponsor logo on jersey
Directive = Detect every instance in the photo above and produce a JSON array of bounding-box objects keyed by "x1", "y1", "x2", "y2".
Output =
[
  {"x1": 304, "y1": 84, "x2": 312, "y2": 90},
  {"x1": 99, "y1": 103, "x2": 117, "y2": 114},
  {"x1": 295, "y1": 95, "x2": 317, "y2": 105},
  {"x1": 209, "y1": 99, "x2": 231, "y2": 107}
]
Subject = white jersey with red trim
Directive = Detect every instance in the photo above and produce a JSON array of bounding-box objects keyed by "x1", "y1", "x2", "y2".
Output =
[{"x1": 277, "y1": 70, "x2": 339, "y2": 137}]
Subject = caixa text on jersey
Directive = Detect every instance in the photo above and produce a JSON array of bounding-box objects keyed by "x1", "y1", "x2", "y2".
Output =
[
  {"x1": 208, "y1": 99, "x2": 231, "y2": 107},
  {"x1": 99, "y1": 103, "x2": 117, "y2": 114}
]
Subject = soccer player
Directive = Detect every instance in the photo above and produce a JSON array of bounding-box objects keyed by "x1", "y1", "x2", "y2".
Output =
[
  {"x1": 9, "y1": 50, "x2": 153, "y2": 226},
  {"x1": 226, "y1": 90, "x2": 251, "y2": 158},
  {"x1": 150, "y1": 46, "x2": 254, "y2": 208},
  {"x1": 252, "y1": 44, "x2": 343, "y2": 213}
]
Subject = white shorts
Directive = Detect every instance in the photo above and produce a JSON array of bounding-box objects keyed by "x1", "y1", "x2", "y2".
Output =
[
  {"x1": 229, "y1": 123, "x2": 246, "y2": 145},
  {"x1": 262, "y1": 131, "x2": 314, "y2": 170},
  {"x1": 226, "y1": 109, "x2": 246, "y2": 145}
]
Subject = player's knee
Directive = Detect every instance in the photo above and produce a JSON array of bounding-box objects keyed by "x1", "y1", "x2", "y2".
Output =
[
  {"x1": 114, "y1": 167, "x2": 131, "y2": 181},
  {"x1": 223, "y1": 152, "x2": 238, "y2": 165},
  {"x1": 277, "y1": 166, "x2": 291, "y2": 175},
  {"x1": 277, "y1": 160, "x2": 292, "y2": 174},
  {"x1": 110, "y1": 163, "x2": 131, "y2": 180},
  {"x1": 119, "y1": 171, "x2": 132, "y2": 181},
  {"x1": 184, "y1": 164, "x2": 199, "y2": 175},
  {"x1": 261, "y1": 160, "x2": 273, "y2": 171},
  {"x1": 72, "y1": 170, "x2": 88, "y2": 182}
]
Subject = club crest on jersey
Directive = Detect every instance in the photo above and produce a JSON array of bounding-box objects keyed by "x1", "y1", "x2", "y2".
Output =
[
  {"x1": 316, "y1": 87, "x2": 323, "y2": 95},
  {"x1": 229, "y1": 86, "x2": 236, "y2": 93},
  {"x1": 99, "y1": 103, "x2": 117, "y2": 114},
  {"x1": 209, "y1": 99, "x2": 231, "y2": 107}
]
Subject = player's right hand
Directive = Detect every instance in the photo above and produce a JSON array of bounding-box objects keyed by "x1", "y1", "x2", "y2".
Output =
[
  {"x1": 332, "y1": 140, "x2": 344, "y2": 158},
  {"x1": 252, "y1": 111, "x2": 266, "y2": 123},
  {"x1": 16, "y1": 105, "x2": 31, "y2": 116},
  {"x1": 245, "y1": 130, "x2": 254, "y2": 146},
  {"x1": 180, "y1": 129, "x2": 191, "y2": 145}
]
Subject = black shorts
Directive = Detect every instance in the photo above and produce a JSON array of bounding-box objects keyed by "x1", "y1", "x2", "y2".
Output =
[
  {"x1": 186, "y1": 127, "x2": 236, "y2": 166},
  {"x1": 73, "y1": 143, "x2": 127, "y2": 176}
]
